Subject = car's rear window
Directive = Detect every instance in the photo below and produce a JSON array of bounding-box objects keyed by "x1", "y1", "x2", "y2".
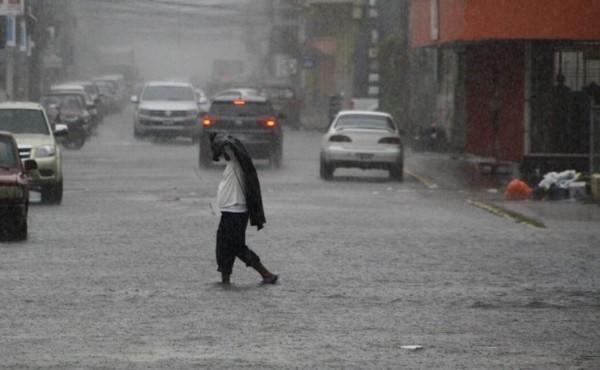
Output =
[
  {"x1": 209, "y1": 101, "x2": 274, "y2": 117},
  {"x1": 0, "y1": 136, "x2": 17, "y2": 168},
  {"x1": 262, "y1": 87, "x2": 295, "y2": 99},
  {"x1": 335, "y1": 115, "x2": 396, "y2": 131},
  {"x1": 0, "y1": 109, "x2": 50, "y2": 135},
  {"x1": 142, "y1": 86, "x2": 195, "y2": 101}
]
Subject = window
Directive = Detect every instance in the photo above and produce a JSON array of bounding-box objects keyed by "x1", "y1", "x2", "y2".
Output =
[
  {"x1": 335, "y1": 115, "x2": 396, "y2": 131},
  {"x1": 0, "y1": 109, "x2": 49, "y2": 135},
  {"x1": 554, "y1": 49, "x2": 600, "y2": 90},
  {"x1": 0, "y1": 137, "x2": 17, "y2": 168},
  {"x1": 209, "y1": 101, "x2": 274, "y2": 117},
  {"x1": 142, "y1": 86, "x2": 195, "y2": 101}
]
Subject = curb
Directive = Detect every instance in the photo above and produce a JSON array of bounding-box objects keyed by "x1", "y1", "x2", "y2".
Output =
[{"x1": 465, "y1": 199, "x2": 546, "y2": 228}]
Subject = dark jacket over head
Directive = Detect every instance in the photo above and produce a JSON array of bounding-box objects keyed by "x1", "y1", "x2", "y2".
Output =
[{"x1": 210, "y1": 131, "x2": 266, "y2": 230}]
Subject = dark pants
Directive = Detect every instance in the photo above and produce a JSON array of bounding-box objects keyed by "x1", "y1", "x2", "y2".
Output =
[{"x1": 216, "y1": 212, "x2": 260, "y2": 274}]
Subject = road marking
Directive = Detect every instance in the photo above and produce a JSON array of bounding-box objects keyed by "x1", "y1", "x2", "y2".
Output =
[
  {"x1": 405, "y1": 168, "x2": 438, "y2": 189},
  {"x1": 465, "y1": 199, "x2": 545, "y2": 228}
]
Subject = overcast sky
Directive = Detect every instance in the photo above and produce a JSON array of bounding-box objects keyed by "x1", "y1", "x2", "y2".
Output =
[{"x1": 72, "y1": 0, "x2": 265, "y2": 85}]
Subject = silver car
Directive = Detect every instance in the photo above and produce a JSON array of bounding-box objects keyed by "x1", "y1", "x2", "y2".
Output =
[
  {"x1": 320, "y1": 110, "x2": 404, "y2": 181},
  {"x1": 131, "y1": 81, "x2": 202, "y2": 141}
]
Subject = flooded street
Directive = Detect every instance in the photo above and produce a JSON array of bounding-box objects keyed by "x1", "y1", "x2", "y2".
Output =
[{"x1": 0, "y1": 108, "x2": 598, "y2": 369}]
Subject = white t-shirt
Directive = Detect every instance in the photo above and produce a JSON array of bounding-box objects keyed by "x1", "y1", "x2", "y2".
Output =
[{"x1": 216, "y1": 146, "x2": 248, "y2": 213}]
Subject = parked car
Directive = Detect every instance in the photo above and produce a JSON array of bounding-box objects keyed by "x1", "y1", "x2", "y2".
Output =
[
  {"x1": 0, "y1": 102, "x2": 68, "y2": 204},
  {"x1": 64, "y1": 80, "x2": 107, "y2": 120},
  {"x1": 320, "y1": 110, "x2": 404, "y2": 181},
  {"x1": 93, "y1": 74, "x2": 128, "y2": 111},
  {"x1": 50, "y1": 83, "x2": 100, "y2": 129},
  {"x1": 196, "y1": 88, "x2": 211, "y2": 113},
  {"x1": 0, "y1": 131, "x2": 38, "y2": 241},
  {"x1": 93, "y1": 80, "x2": 120, "y2": 114},
  {"x1": 258, "y1": 83, "x2": 303, "y2": 129},
  {"x1": 131, "y1": 80, "x2": 202, "y2": 141},
  {"x1": 40, "y1": 92, "x2": 92, "y2": 150},
  {"x1": 199, "y1": 95, "x2": 284, "y2": 168}
]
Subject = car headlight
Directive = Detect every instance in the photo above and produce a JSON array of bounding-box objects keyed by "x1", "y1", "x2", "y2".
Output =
[
  {"x1": 36, "y1": 144, "x2": 56, "y2": 158},
  {"x1": 138, "y1": 108, "x2": 150, "y2": 116},
  {"x1": 187, "y1": 110, "x2": 199, "y2": 117}
]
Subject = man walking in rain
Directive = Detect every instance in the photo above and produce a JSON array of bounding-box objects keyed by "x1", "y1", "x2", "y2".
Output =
[{"x1": 210, "y1": 131, "x2": 278, "y2": 285}]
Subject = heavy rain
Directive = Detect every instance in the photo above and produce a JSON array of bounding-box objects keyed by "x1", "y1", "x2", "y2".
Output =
[{"x1": 0, "y1": 1, "x2": 599, "y2": 369}]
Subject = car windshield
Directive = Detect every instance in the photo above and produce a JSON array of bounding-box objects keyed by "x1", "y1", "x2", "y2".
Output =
[
  {"x1": 142, "y1": 86, "x2": 195, "y2": 101},
  {"x1": 0, "y1": 109, "x2": 50, "y2": 135},
  {"x1": 262, "y1": 87, "x2": 295, "y2": 99},
  {"x1": 209, "y1": 101, "x2": 273, "y2": 117},
  {"x1": 41, "y1": 95, "x2": 84, "y2": 111},
  {"x1": 0, "y1": 137, "x2": 17, "y2": 168},
  {"x1": 334, "y1": 115, "x2": 396, "y2": 131}
]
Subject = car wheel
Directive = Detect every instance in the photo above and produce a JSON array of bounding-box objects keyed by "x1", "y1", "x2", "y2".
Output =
[
  {"x1": 43, "y1": 179, "x2": 63, "y2": 205},
  {"x1": 13, "y1": 218, "x2": 27, "y2": 241},
  {"x1": 270, "y1": 152, "x2": 282, "y2": 169},
  {"x1": 320, "y1": 155, "x2": 333, "y2": 180},
  {"x1": 270, "y1": 141, "x2": 282, "y2": 169},
  {"x1": 199, "y1": 137, "x2": 212, "y2": 168},
  {"x1": 389, "y1": 162, "x2": 404, "y2": 181},
  {"x1": 63, "y1": 131, "x2": 85, "y2": 150}
]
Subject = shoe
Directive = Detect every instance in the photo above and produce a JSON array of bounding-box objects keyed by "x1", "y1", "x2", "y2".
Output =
[{"x1": 261, "y1": 275, "x2": 278, "y2": 285}]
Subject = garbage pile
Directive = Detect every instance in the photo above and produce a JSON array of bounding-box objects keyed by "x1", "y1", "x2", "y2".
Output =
[
  {"x1": 505, "y1": 170, "x2": 587, "y2": 201},
  {"x1": 533, "y1": 170, "x2": 586, "y2": 201}
]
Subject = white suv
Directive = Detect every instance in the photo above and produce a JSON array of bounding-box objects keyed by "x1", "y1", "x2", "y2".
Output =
[
  {"x1": 131, "y1": 81, "x2": 202, "y2": 141},
  {"x1": 0, "y1": 102, "x2": 68, "y2": 204}
]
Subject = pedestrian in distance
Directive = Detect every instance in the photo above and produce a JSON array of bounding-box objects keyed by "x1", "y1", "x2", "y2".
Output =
[{"x1": 210, "y1": 131, "x2": 278, "y2": 285}]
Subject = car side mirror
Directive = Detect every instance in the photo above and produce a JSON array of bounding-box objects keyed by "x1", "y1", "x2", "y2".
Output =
[
  {"x1": 22, "y1": 159, "x2": 38, "y2": 172},
  {"x1": 130, "y1": 95, "x2": 139, "y2": 104},
  {"x1": 54, "y1": 123, "x2": 69, "y2": 137}
]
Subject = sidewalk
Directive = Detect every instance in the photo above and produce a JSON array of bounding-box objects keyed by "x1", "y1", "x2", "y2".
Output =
[{"x1": 405, "y1": 150, "x2": 600, "y2": 224}]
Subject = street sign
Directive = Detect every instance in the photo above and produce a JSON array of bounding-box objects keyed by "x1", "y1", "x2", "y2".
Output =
[{"x1": 0, "y1": 0, "x2": 24, "y2": 16}]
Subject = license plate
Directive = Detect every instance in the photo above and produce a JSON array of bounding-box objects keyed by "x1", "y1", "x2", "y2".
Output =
[
  {"x1": 355, "y1": 153, "x2": 374, "y2": 160},
  {"x1": 29, "y1": 191, "x2": 42, "y2": 203}
]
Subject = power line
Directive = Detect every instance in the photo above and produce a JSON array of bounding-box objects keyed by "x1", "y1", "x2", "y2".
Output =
[{"x1": 74, "y1": 0, "x2": 271, "y2": 30}]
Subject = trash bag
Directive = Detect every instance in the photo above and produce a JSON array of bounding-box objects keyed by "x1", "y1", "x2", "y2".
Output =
[
  {"x1": 538, "y1": 170, "x2": 580, "y2": 190},
  {"x1": 505, "y1": 179, "x2": 532, "y2": 200}
]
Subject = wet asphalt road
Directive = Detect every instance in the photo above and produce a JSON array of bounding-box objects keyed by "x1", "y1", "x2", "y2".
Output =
[{"x1": 1, "y1": 107, "x2": 599, "y2": 369}]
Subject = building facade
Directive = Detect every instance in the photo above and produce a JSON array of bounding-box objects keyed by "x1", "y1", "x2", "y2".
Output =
[{"x1": 411, "y1": 0, "x2": 600, "y2": 173}]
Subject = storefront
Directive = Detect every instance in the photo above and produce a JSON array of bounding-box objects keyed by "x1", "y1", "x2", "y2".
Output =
[{"x1": 410, "y1": 0, "x2": 600, "y2": 174}]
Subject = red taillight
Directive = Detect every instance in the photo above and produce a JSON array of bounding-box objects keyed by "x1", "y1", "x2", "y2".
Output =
[
  {"x1": 378, "y1": 137, "x2": 401, "y2": 144},
  {"x1": 329, "y1": 135, "x2": 351, "y2": 143},
  {"x1": 202, "y1": 117, "x2": 213, "y2": 127},
  {"x1": 233, "y1": 100, "x2": 246, "y2": 106}
]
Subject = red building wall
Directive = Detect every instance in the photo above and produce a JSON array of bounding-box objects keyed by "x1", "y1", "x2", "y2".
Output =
[
  {"x1": 412, "y1": 0, "x2": 600, "y2": 47},
  {"x1": 465, "y1": 44, "x2": 524, "y2": 162}
]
